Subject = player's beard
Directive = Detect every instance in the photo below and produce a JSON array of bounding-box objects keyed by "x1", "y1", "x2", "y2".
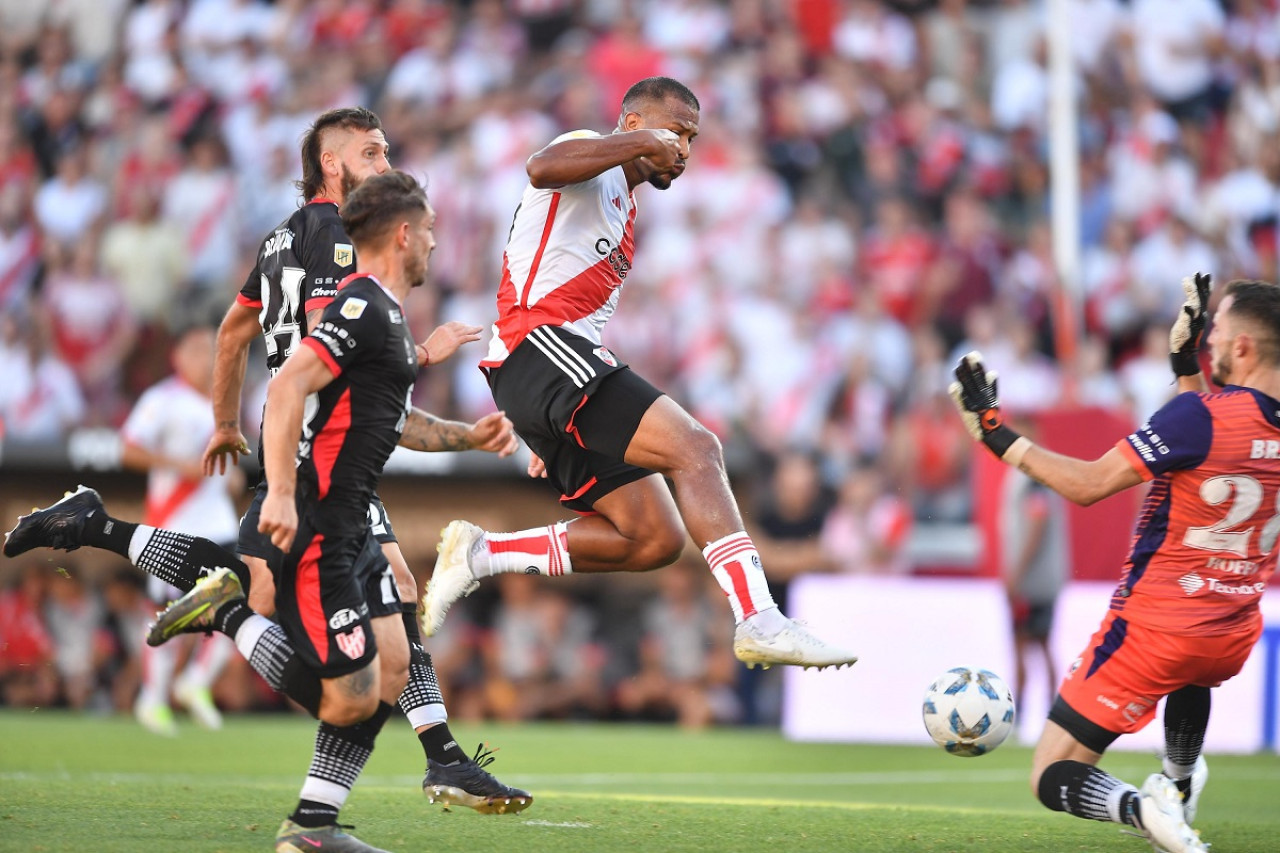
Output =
[
  {"x1": 1211, "y1": 347, "x2": 1231, "y2": 386},
  {"x1": 340, "y1": 164, "x2": 362, "y2": 200},
  {"x1": 404, "y1": 251, "x2": 428, "y2": 289}
]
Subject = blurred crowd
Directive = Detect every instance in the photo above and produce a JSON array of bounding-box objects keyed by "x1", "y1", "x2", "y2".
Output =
[{"x1": 1, "y1": 0, "x2": 1278, "y2": 724}]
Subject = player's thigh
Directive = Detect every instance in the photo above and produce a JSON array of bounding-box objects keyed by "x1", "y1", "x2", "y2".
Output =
[
  {"x1": 243, "y1": 555, "x2": 276, "y2": 617},
  {"x1": 591, "y1": 472, "x2": 683, "y2": 541}
]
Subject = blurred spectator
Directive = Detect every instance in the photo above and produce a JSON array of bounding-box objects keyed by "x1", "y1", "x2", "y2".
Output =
[
  {"x1": 39, "y1": 237, "x2": 137, "y2": 424},
  {"x1": 161, "y1": 133, "x2": 238, "y2": 322},
  {"x1": 0, "y1": 561, "x2": 58, "y2": 707},
  {"x1": 820, "y1": 462, "x2": 912, "y2": 575},
  {"x1": 0, "y1": 309, "x2": 85, "y2": 442},
  {"x1": 42, "y1": 563, "x2": 106, "y2": 710},
  {"x1": 481, "y1": 574, "x2": 606, "y2": 722},
  {"x1": 1127, "y1": 0, "x2": 1226, "y2": 121},
  {"x1": 101, "y1": 184, "x2": 185, "y2": 330},
  {"x1": 32, "y1": 144, "x2": 104, "y2": 245},
  {"x1": 0, "y1": 178, "x2": 40, "y2": 313},
  {"x1": 615, "y1": 559, "x2": 739, "y2": 729},
  {"x1": 1120, "y1": 322, "x2": 1180, "y2": 423}
]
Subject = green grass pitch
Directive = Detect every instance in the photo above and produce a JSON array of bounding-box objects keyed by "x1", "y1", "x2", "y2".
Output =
[{"x1": 2, "y1": 710, "x2": 1278, "y2": 852}]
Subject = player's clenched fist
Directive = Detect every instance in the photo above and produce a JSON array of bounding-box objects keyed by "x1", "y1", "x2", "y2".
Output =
[{"x1": 949, "y1": 351, "x2": 1029, "y2": 464}]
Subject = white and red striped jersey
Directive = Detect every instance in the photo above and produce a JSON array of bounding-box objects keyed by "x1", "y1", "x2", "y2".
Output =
[
  {"x1": 482, "y1": 130, "x2": 638, "y2": 367},
  {"x1": 121, "y1": 376, "x2": 239, "y2": 542}
]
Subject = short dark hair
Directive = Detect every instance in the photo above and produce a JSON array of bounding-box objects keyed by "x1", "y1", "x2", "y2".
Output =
[
  {"x1": 296, "y1": 107, "x2": 383, "y2": 201},
  {"x1": 340, "y1": 170, "x2": 428, "y2": 250},
  {"x1": 1224, "y1": 279, "x2": 1280, "y2": 366},
  {"x1": 621, "y1": 77, "x2": 700, "y2": 115}
]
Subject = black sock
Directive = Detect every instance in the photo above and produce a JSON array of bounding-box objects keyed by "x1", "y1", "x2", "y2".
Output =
[
  {"x1": 1037, "y1": 759, "x2": 1142, "y2": 827},
  {"x1": 1164, "y1": 684, "x2": 1210, "y2": 799},
  {"x1": 291, "y1": 701, "x2": 394, "y2": 827},
  {"x1": 419, "y1": 721, "x2": 467, "y2": 765},
  {"x1": 94, "y1": 524, "x2": 252, "y2": 594},
  {"x1": 214, "y1": 599, "x2": 253, "y2": 638},
  {"x1": 397, "y1": 604, "x2": 448, "y2": 738},
  {"x1": 80, "y1": 512, "x2": 136, "y2": 556}
]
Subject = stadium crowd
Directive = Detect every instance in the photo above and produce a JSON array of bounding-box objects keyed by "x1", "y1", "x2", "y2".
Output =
[{"x1": 1, "y1": 0, "x2": 1278, "y2": 724}]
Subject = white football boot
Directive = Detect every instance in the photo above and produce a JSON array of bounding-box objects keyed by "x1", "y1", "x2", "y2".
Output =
[
  {"x1": 1139, "y1": 773, "x2": 1209, "y2": 853},
  {"x1": 733, "y1": 617, "x2": 858, "y2": 670},
  {"x1": 421, "y1": 520, "x2": 484, "y2": 636}
]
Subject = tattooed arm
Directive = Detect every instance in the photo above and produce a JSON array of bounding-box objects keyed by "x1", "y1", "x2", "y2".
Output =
[{"x1": 398, "y1": 409, "x2": 519, "y2": 456}]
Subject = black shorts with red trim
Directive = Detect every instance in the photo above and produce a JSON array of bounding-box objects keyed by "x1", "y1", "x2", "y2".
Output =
[
  {"x1": 238, "y1": 482, "x2": 398, "y2": 560},
  {"x1": 486, "y1": 326, "x2": 662, "y2": 513},
  {"x1": 270, "y1": 510, "x2": 402, "y2": 679}
]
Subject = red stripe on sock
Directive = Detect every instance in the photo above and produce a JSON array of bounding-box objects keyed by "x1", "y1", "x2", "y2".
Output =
[
  {"x1": 490, "y1": 534, "x2": 552, "y2": 556},
  {"x1": 705, "y1": 533, "x2": 753, "y2": 566},
  {"x1": 708, "y1": 543, "x2": 756, "y2": 569},
  {"x1": 723, "y1": 559, "x2": 758, "y2": 620}
]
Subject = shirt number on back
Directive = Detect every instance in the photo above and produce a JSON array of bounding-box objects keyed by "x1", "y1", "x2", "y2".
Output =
[
  {"x1": 260, "y1": 266, "x2": 305, "y2": 372},
  {"x1": 1183, "y1": 474, "x2": 1280, "y2": 557}
]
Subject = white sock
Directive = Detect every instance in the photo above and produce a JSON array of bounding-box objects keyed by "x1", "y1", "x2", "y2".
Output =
[
  {"x1": 702, "y1": 531, "x2": 777, "y2": 624},
  {"x1": 232, "y1": 612, "x2": 274, "y2": 660},
  {"x1": 474, "y1": 521, "x2": 573, "y2": 578},
  {"x1": 127, "y1": 525, "x2": 158, "y2": 564},
  {"x1": 1163, "y1": 756, "x2": 1196, "y2": 781}
]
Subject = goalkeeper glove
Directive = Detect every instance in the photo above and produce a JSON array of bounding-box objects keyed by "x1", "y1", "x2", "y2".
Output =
[
  {"x1": 1170, "y1": 272, "x2": 1211, "y2": 377},
  {"x1": 949, "y1": 351, "x2": 1028, "y2": 463}
]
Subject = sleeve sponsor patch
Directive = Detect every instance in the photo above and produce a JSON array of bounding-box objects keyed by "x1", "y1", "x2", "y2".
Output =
[
  {"x1": 334, "y1": 243, "x2": 354, "y2": 267},
  {"x1": 340, "y1": 297, "x2": 367, "y2": 319}
]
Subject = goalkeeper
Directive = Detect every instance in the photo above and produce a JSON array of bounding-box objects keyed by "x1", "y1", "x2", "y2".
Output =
[{"x1": 951, "y1": 274, "x2": 1280, "y2": 853}]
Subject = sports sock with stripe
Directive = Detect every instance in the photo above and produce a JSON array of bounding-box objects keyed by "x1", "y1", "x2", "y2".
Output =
[
  {"x1": 1037, "y1": 760, "x2": 1143, "y2": 827},
  {"x1": 472, "y1": 521, "x2": 573, "y2": 578},
  {"x1": 291, "y1": 701, "x2": 394, "y2": 828},
  {"x1": 1163, "y1": 684, "x2": 1210, "y2": 798},
  {"x1": 702, "y1": 531, "x2": 779, "y2": 626}
]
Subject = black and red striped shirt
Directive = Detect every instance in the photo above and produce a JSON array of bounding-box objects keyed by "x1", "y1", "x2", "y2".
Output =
[{"x1": 296, "y1": 274, "x2": 417, "y2": 535}]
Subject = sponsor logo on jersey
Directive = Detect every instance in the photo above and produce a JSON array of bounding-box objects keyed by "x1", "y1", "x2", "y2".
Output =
[
  {"x1": 1206, "y1": 578, "x2": 1266, "y2": 595},
  {"x1": 389, "y1": 308, "x2": 402, "y2": 324},
  {"x1": 1121, "y1": 699, "x2": 1152, "y2": 724},
  {"x1": 1096, "y1": 694, "x2": 1120, "y2": 710},
  {"x1": 593, "y1": 237, "x2": 632, "y2": 280},
  {"x1": 1178, "y1": 572, "x2": 1206, "y2": 595},
  {"x1": 340, "y1": 298, "x2": 367, "y2": 319},
  {"x1": 335, "y1": 625, "x2": 366, "y2": 660},
  {"x1": 594, "y1": 346, "x2": 617, "y2": 367},
  {"x1": 334, "y1": 243, "x2": 354, "y2": 267},
  {"x1": 329, "y1": 608, "x2": 360, "y2": 630}
]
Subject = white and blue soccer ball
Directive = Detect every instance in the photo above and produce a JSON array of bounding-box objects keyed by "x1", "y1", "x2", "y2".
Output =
[{"x1": 922, "y1": 666, "x2": 1016, "y2": 757}]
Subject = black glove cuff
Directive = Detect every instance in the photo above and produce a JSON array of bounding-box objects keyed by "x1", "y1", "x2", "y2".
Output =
[
  {"x1": 981, "y1": 424, "x2": 1021, "y2": 459},
  {"x1": 1171, "y1": 350, "x2": 1201, "y2": 377}
]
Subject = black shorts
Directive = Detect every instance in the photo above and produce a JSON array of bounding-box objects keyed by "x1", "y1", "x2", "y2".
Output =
[
  {"x1": 487, "y1": 326, "x2": 663, "y2": 513},
  {"x1": 238, "y1": 482, "x2": 398, "y2": 560},
  {"x1": 271, "y1": 511, "x2": 401, "y2": 678},
  {"x1": 1014, "y1": 601, "x2": 1056, "y2": 641}
]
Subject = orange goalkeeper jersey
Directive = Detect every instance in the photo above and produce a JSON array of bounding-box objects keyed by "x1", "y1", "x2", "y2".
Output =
[{"x1": 1113, "y1": 386, "x2": 1280, "y2": 636}]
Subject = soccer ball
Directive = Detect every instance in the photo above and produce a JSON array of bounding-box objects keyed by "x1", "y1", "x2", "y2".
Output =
[{"x1": 921, "y1": 666, "x2": 1016, "y2": 757}]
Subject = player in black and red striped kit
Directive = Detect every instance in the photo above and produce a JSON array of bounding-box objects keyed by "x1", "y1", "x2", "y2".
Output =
[
  {"x1": 147, "y1": 171, "x2": 470, "y2": 852},
  {"x1": 3, "y1": 109, "x2": 530, "y2": 814}
]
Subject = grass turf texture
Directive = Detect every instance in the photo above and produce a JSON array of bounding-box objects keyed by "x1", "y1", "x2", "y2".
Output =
[{"x1": 2, "y1": 711, "x2": 1278, "y2": 852}]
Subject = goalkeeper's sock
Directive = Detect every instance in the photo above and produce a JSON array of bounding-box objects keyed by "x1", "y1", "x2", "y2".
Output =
[
  {"x1": 1163, "y1": 685, "x2": 1209, "y2": 796},
  {"x1": 1037, "y1": 760, "x2": 1142, "y2": 827}
]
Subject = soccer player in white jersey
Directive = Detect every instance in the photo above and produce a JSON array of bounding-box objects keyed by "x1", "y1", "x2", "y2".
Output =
[
  {"x1": 120, "y1": 325, "x2": 238, "y2": 735},
  {"x1": 423, "y1": 76, "x2": 858, "y2": 670}
]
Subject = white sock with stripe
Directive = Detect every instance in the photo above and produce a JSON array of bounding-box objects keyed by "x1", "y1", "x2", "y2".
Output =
[
  {"x1": 472, "y1": 521, "x2": 573, "y2": 578},
  {"x1": 702, "y1": 531, "x2": 783, "y2": 630}
]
